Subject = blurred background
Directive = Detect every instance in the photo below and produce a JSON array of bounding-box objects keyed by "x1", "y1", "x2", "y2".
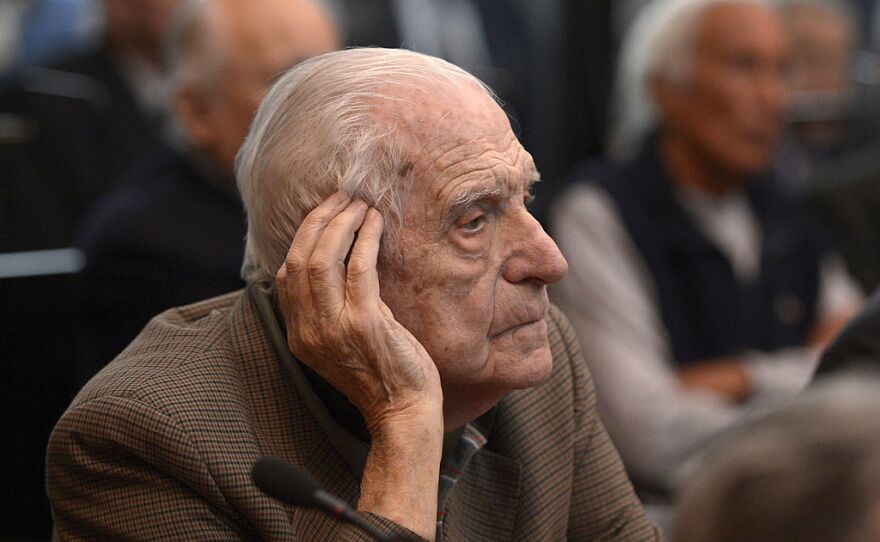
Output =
[{"x1": 3, "y1": 0, "x2": 880, "y2": 539}]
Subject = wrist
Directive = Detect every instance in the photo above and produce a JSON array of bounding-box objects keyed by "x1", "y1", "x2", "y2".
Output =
[
  {"x1": 367, "y1": 399, "x2": 444, "y2": 445},
  {"x1": 359, "y1": 404, "x2": 443, "y2": 541}
]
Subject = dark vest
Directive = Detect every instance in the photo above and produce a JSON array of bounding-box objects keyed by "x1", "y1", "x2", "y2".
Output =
[{"x1": 595, "y1": 140, "x2": 825, "y2": 366}]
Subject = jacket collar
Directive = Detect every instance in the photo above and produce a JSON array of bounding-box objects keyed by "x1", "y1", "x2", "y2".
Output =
[{"x1": 248, "y1": 282, "x2": 370, "y2": 477}]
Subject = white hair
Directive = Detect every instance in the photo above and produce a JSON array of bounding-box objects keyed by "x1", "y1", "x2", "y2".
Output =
[
  {"x1": 235, "y1": 47, "x2": 497, "y2": 284},
  {"x1": 608, "y1": 0, "x2": 773, "y2": 159}
]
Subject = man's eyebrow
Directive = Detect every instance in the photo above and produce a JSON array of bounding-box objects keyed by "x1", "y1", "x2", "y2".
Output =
[
  {"x1": 442, "y1": 172, "x2": 540, "y2": 226},
  {"x1": 439, "y1": 185, "x2": 505, "y2": 229},
  {"x1": 449, "y1": 185, "x2": 505, "y2": 213}
]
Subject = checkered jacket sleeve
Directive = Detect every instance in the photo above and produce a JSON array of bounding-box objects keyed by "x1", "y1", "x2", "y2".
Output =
[{"x1": 46, "y1": 392, "x2": 415, "y2": 541}]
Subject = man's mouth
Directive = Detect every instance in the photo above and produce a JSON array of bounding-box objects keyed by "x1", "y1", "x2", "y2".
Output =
[{"x1": 488, "y1": 306, "x2": 548, "y2": 340}]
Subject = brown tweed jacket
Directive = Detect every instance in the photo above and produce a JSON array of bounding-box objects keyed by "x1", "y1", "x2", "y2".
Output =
[{"x1": 47, "y1": 287, "x2": 662, "y2": 541}]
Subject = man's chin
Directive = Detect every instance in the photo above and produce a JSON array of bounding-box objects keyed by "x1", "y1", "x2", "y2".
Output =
[
  {"x1": 442, "y1": 345, "x2": 553, "y2": 427},
  {"x1": 486, "y1": 320, "x2": 554, "y2": 390},
  {"x1": 507, "y1": 346, "x2": 554, "y2": 391}
]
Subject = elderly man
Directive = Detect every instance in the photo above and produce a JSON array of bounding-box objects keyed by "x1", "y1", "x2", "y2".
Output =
[
  {"x1": 47, "y1": 48, "x2": 661, "y2": 540},
  {"x1": 551, "y1": 0, "x2": 862, "y2": 492},
  {"x1": 74, "y1": 0, "x2": 339, "y2": 375}
]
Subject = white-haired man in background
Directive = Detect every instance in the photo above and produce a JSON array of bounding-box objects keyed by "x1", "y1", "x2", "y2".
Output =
[
  {"x1": 47, "y1": 47, "x2": 662, "y2": 541},
  {"x1": 551, "y1": 0, "x2": 862, "y2": 494}
]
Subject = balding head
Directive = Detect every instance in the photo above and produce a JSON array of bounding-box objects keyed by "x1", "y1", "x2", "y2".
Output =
[
  {"x1": 168, "y1": 0, "x2": 339, "y2": 174},
  {"x1": 238, "y1": 49, "x2": 567, "y2": 418}
]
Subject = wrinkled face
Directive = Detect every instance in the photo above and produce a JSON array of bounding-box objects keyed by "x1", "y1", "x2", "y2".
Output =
[
  {"x1": 657, "y1": 3, "x2": 791, "y2": 176},
  {"x1": 377, "y1": 84, "x2": 568, "y2": 410}
]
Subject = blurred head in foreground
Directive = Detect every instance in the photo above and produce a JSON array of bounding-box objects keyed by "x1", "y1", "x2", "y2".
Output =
[{"x1": 673, "y1": 374, "x2": 880, "y2": 542}]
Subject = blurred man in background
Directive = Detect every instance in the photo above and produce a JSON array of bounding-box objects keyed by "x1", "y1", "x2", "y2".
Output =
[
  {"x1": 74, "y1": 0, "x2": 340, "y2": 377},
  {"x1": 551, "y1": 0, "x2": 862, "y2": 495},
  {"x1": 779, "y1": 0, "x2": 859, "y2": 179},
  {"x1": 778, "y1": 0, "x2": 880, "y2": 293}
]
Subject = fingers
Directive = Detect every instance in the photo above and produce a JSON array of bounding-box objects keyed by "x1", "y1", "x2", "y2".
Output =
[
  {"x1": 346, "y1": 208, "x2": 384, "y2": 305},
  {"x1": 307, "y1": 200, "x2": 370, "y2": 315},
  {"x1": 280, "y1": 191, "x2": 351, "y2": 282},
  {"x1": 276, "y1": 192, "x2": 350, "y2": 318},
  {"x1": 276, "y1": 191, "x2": 386, "y2": 327}
]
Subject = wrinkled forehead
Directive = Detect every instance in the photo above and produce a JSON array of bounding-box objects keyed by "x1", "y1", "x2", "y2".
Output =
[
  {"x1": 372, "y1": 81, "x2": 537, "y2": 224},
  {"x1": 380, "y1": 81, "x2": 533, "y2": 177}
]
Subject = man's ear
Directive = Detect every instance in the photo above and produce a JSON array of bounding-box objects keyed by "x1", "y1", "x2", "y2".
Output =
[{"x1": 174, "y1": 85, "x2": 216, "y2": 149}]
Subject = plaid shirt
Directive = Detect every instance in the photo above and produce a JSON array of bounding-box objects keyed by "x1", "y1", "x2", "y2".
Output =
[{"x1": 437, "y1": 423, "x2": 488, "y2": 540}]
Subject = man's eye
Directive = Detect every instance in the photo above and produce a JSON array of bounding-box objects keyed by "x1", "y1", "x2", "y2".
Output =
[{"x1": 459, "y1": 215, "x2": 487, "y2": 232}]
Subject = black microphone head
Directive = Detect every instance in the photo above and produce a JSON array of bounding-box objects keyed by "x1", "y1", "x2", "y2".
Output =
[{"x1": 251, "y1": 456, "x2": 320, "y2": 507}]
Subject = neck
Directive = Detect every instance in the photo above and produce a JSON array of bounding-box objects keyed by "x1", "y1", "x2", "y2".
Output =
[
  {"x1": 442, "y1": 386, "x2": 502, "y2": 433},
  {"x1": 659, "y1": 131, "x2": 743, "y2": 197}
]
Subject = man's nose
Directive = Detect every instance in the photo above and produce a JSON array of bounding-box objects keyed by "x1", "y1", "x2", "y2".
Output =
[{"x1": 503, "y1": 211, "x2": 568, "y2": 285}]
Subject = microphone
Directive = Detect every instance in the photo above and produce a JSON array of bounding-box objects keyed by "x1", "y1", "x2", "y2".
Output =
[{"x1": 251, "y1": 456, "x2": 400, "y2": 541}]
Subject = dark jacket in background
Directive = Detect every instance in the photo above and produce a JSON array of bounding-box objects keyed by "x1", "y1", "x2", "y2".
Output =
[
  {"x1": 75, "y1": 149, "x2": 246, "y2": 380},
  {"x1": 596, "y1": 138, "x2": 827, "y2": 365},
  {"x1": 0, "y1": 43, "x2": 166, "y2": 539}
]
